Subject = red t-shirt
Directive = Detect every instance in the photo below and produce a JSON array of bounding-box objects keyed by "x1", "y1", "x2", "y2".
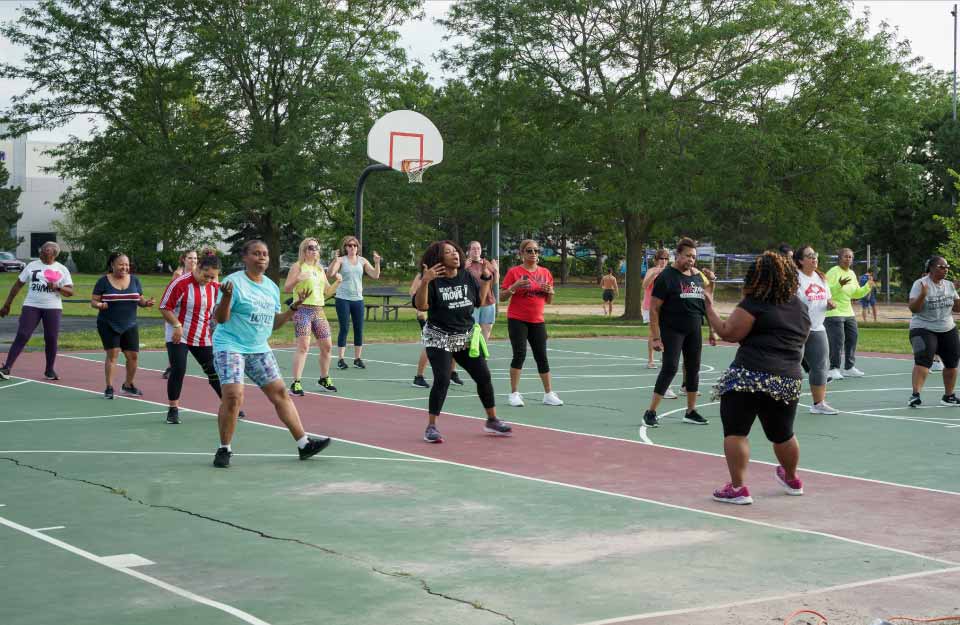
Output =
[
  {"x1": 160, "y1": 273, "x2": 219, "y2": 346},
  {"x1": 501, "y1": 265, "x2": 553, "y2": 323}
]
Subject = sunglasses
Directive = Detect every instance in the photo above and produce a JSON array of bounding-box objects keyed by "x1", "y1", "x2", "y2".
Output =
[
  {"x1": 345, "y1": 243, "x2": 358, "y2": 248},
  {"x1": 656, "y1": 256, "x2": 669, "y2": 261},
  {"x1": 306, "y1": 245, "x2": 319, "y2": 251},
  {"x1": 803, "y1": 253, "x2": 818, "y2": 259},
  {"x1": 524, "y1": 248, "x2": 540, "y2": 254},
  {"x1": 935, "y1": 264, "x2": 950, "y2": 270}
]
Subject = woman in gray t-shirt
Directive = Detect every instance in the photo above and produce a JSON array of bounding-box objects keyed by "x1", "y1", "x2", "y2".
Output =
[
  {"x1": 907, "y1": 256, "x2": 960, "y2": 408},
  {"x1": 327, "y1": 235, "x2": 381, "y2": 370}
]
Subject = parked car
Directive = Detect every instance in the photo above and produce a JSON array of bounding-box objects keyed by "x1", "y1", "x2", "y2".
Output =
[{"x1": 0, "y1": 252, "x2": 26, "y2": 273}]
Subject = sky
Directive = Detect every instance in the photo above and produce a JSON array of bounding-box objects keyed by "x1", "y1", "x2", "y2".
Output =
[{"x1": 0, "y1": 0, "x2": 957, "y2": 143}]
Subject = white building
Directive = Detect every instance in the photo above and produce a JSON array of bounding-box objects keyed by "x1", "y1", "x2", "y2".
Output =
[{"x1": 0, "y1": 129, "x2": 70, "y2": 259}]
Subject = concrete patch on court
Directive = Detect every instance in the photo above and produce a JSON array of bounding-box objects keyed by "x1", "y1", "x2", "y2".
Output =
[
  {"x1": 473, "y1": 529, "x2": 723, "y2": 567},
  {"x1": 294, "y1": 480, "x2": 415, "y2": 496},
  {"x1": 434, "y1": 500, "x2": 499, "y2": 514}
]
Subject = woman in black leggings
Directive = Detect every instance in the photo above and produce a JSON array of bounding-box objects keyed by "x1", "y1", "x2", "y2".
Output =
[
  {"x1": 414, "y1": 240, "x2": 511, "y2": 443},
  {"x1": 643, "y1": 237, "x2": 717, "y2": 427}
]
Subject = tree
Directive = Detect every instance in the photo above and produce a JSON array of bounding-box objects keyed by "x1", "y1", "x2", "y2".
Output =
[{"x1": 0, "y1": 162, "x2": 23, "y2": 251}]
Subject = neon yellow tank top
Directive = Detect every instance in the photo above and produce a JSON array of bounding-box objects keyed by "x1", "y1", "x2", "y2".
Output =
[{"x1": 294, "y1": 262, "x2": 329, "y2": 307}]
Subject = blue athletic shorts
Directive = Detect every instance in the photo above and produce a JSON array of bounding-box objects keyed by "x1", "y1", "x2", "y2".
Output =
[{"x1": 473, "y1": 304, "x2": 496, "y2": 325}]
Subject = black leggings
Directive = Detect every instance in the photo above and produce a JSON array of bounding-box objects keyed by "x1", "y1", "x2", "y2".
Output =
[
  {"x1": 166, "y1": 342, "x2": 222, "y2": 401},
  {"x1": 508, "y1": 318, "x2": 549, "y2": 373},
  {"x1": 654, "y1": 323, "x2": 702, "y2": 395},
  {"x1": 426, "y1": 347, "x2": 495, "y2": 416}
]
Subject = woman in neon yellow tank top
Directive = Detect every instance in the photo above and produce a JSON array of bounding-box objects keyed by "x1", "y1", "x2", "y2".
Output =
[{"x1": 284, "y1": 238, "x2": 342, "y2": 396}]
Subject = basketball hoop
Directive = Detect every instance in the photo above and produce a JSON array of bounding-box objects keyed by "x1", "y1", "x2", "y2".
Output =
[{"x1": 401, "y1": 159, "x2": 433, "y2": 183}]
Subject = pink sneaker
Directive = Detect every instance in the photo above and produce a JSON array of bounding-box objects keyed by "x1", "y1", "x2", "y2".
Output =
[
  {"x1": 712, "y1": 483, "x2": 753, "y2": 505},
  {"x1": 775, "y1": 466, "x2": 803, "y2": 495}
]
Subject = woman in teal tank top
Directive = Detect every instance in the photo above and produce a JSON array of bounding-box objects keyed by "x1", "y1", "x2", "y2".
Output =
[{"x1": 327, "y1": 235, "x2": 381, "y2": 369}]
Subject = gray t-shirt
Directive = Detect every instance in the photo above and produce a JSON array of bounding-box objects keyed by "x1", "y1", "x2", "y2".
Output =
[
  {"x1": 335, "y1": 256, "x2": 366, "y2": 301},
  {"x1": 909, "y1": 276, "x2": 959, "y2": 332}
]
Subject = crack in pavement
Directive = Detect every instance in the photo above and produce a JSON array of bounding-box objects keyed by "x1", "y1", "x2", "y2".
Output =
[{"x1": 1, "y1": 456, "x2": 518, "y2": 625}]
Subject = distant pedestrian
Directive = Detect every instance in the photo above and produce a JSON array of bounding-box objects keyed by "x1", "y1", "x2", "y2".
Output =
[
  {"x1": 600, "y1": 267, "x2": 619, "y2": 316},
  {"x1": 859, "y1": 268, "x2": 879, "y2": 323}
]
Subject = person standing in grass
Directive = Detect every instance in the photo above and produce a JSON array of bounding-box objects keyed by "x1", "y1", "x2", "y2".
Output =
[
  {"x1": 284, "y1": 238, "x2": 342, "y2": 396},
  {"x1": 859, "y1": 268, "x2": 879, "y2": 323},
  {"x1": 907, "y1": 256, "x2": 960, "y2": 408},
  {"x1": 501, "y1": 239, "x2": 563, "y2": 407},
  {"x1": 600, "y1": 267, "x2": 619, "y2": 317},
  {"x1": 162, "y1": 250, "x2": 198, "y2": 380},
  {"x1": 91, "y1": 253, "x2": 154, "y2": 399},
  {"x1": 210, "y1": 240, "x2": 331, "y2": 468},
  {"x1": 704, "y1": 251, "x2": 811, "y2": 505},
  {"x1": 793, "y1": 246, "x2": 838, "y2": 415},
  {"x1": 824, "y1": 248, "x2": 875, "y2": 380},
  {"x1": 0, "y1": 241, "x2": 74, "y2": 381},
  {"x1": 327, "y1": 235, "x2": 381, "y2": 370}
]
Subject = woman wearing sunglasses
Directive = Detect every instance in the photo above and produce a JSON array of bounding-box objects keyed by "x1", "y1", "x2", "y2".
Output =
[
  {"x1": 501, "y1": 240, "x2": 563, "y2": 407},
  {"x1": 907, "y1": 256, "x2": 960, "y2": 408},
  {"x1": 327, "y1": 235, "x2": 381, "y2": 370},
  {"x1": 284, "y1": 238, "x2": 342, "y2": 396}
]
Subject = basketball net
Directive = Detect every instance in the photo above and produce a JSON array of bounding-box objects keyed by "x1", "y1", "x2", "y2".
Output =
[{"x1": 401, "y1": 159, "x2": 433, "y2": 184}]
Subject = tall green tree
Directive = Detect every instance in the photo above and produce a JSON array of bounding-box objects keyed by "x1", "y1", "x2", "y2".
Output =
[{"x1": 0, "y1": 162, "x2": 23, "y2": 251}]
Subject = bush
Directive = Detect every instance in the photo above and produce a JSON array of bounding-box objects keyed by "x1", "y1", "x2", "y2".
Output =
[{"x1": 70, "y1": 248, "x2": 109, "y2": 274}]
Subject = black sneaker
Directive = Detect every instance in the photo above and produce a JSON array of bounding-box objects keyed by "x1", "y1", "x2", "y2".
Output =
[
  {"x1": 450, "y1": 371, "x2": 464, "y2": 386},
  {"x1": 290, "y1": 380, "x2": 304, "y2": 396},
  {"x1": 412, "y1": 375, "x2": 430, "y2": 389},
  {"x1": 213, "y1": 447, "x2": 232, "y2": 468},
  {"x1": 483, "y1": 418, "x2": 512, "y2": 436},
  {"x1": 318, "y1": 377, "x2": 338, "y2": 392},
  {"x1": 166, "y1": 407, "x2": 180, "y2": 424},
  {"x1": 908, "y1": 393, "x2": 922, "y2": 408},
  {"x1": 238, "y1": 410, "x2": 247, "y2": 419},
  {"x1": 642, "y1": 409, "x2": 659, "y2": 428},
  {"x1": 941, "y1": 394, "x2": 960, "y2": 406},
  {"x1": 683, "y1": 410, "x2": 709, "y2": 425},
  {"x1": 0, "y1": 367, "x2": 10, "y2": 381},
  {"x1": 121, "y1": 383, "x2": 143, "y2": 397},
  {"x1": 299, "y1": 436, "x2": 332, "y2": 460},
  {"x1": 161, "y1": 367, "x2": 171, "y2": 380},
  {"x1": 104, "y1": 385, "x2": 114, "y2": 400},
  {"x1": 353, "y1": 358, "x2": 366, "y2": 369},
  {"x1": 337, "y1": 358, "x2": 348, "y2": 370},
  {"x1": 43, "y1": 369, "x2": 59, "y2": 380}
]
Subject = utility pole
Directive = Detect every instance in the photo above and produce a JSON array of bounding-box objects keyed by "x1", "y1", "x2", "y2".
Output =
[{"x1": 954, "y1": 4, "x2": 958, "y2": 122}]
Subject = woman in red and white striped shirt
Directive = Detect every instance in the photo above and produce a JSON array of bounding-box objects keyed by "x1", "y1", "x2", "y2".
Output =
[{"x1": 159, "y1": 253, "x2": 231, "y2": 424}]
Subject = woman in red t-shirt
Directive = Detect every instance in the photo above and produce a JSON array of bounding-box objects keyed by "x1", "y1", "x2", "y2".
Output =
[{"x1": 500, "y1": 239, "x2": 563, "y2": 407}]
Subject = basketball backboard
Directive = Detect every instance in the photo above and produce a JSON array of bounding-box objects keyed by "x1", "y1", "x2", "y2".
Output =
[{"x1": 367, "y1": 110, "x2": 443, "y2": 180}]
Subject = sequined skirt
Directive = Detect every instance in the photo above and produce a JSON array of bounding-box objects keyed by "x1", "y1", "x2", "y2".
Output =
[
  {"x1": 711, "y1": 365, "x2": 802, "y2": 404},
  {"x1": 421, "y1": 324, "x2": 472, "y2": 353}
]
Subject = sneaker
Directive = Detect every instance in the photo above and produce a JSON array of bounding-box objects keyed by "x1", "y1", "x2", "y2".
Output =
[
  {"x1": 809, "y1": 401, "x2": 839, "y2": 415},
  {"x1": 646, "y1": 362, "x2": 658, "y2": 369},
  {"x1": 290, "y1": 380, "x2": 304, "y2": 396},
  {"x1": 663, "y1": 388, "x2": 678, "y2": 399},
  {"x1": 908, "y1": 393, "x2": 922, "y2": 408},
  {"x1": 298, "y1": 436, "x2": 332, "y2": 460},
  {"x1": 827, "y1": 368, "x2": 844, "y2": 381},
  {"x1": 43, "y1": 369, "x2": 59, "y2": 381},
  {"x1": 104, "y1": 385, "x2": 114, "y2": 400},
  {"x1": 543, "y1": 391, "x2": 563, "y2": 406},
  {"x1": 424, "y1": 424, "x2": 443, "y2": 443},
  {"x1": 166, "y1": 407, "x2": 181, "y2": 424},
  {"x1": 412, "y1": 375, "x2": 430, "y2": 389},
  {"x1": 843, "y1": 366, "x2": 865, "y2": 377},
  {"x1": 450, "y1": 371, "x2": 464, "y2": 386},
  {"x1": 353, "y1": 358, "x2": 366, "y2": 369},
  {"x1": 318, "y1": 377, "x2": 338, "y2": 392},
  {"x1": 713, "y1": 483, "x2": 753, "y2": 504},
  {"x1": 0, "y1": 367, "x2": 10, "y2": 380},
  {"x1": 642, "y1": 409, "x2": 659, "y2": 428},
  {"x1": 162, "y1": 367, "x2": 171, "y2": 380},
  {"x1": 775, "y1": 466, "x2": 804, "y2": 495},
  {"x1": 337, "y1": 358, "x2": 348, "y2": 370},
  {"x1": 238, "y1": 410, "x2": 247, "y2": 419},
  {"x1": 508, "y1": 392, "x2": 525, "y2": 407},
  {"x1": 213, "y1": 447, "x2": 232, "y2": 468},
  {"x1": 931, "y1": 360, "x2": 945, "y2": 372},
  {"x1": 121, "y1": 383, "x2": 143, "y2": 397},
  {"x1": 484, "y1": 418, "x2": 513, "y2": 436},
  {"x1": 941, "y1": 394, "x2": 960, "y2": 406},
  {"x1": 683, "y1": 410, "x2": 709, "y2": 425}
]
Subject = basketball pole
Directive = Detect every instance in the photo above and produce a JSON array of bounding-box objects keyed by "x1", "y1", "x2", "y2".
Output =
[{"x1": 354, "y1": 163, "x2": 391, "y2": 255}]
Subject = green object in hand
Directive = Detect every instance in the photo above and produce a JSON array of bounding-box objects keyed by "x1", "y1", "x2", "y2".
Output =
[{"x1": 469, "y1": 324, "x2": 489, "y2": 358}]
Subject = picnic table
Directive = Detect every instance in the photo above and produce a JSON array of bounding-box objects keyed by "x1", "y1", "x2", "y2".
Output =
[{"x1": 363, "y1": 288, "x2": 411, "y2": 320}]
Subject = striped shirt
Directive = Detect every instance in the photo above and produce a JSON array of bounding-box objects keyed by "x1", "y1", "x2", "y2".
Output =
[
  {"x1": 160, "y1": 273, "x2": 219, "y2": 346},
  {"x1": 93, "y1": 274, "x2": 144, "y2": 333}
]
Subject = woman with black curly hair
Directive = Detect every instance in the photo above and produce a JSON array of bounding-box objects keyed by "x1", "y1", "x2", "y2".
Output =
[
  {"x1": 704, "y1": 251, "x2": 811, "y2": 505},
  {"x1": 415, "y1": 240, "x2": 511, "y2": 443}
]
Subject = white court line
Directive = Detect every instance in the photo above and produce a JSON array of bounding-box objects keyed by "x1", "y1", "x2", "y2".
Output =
[
  {"x1": 9, "y1": 375, "x2": 960, "y2": 566},
  {"x1": 570, "y1": 565, "x2": 960, "y2": 625},
  {"x1": 0, "y1": 380, "x2": 31, "y2": 390},
  {"x1": 819, "y1": 405, "x2": 960, "y2": 427},
  {"x1": 0, "y1": 411, "x2": 166, "y2": 424},
  {"x1": 0, "y1": 450, "x2": 438, "y2": 462},
  {"x1": 0, "y1": 514, "x2": 273, "y2": 625},
  {"x1": 34, "y1": 526, "x2": 65, "y2": 532}
]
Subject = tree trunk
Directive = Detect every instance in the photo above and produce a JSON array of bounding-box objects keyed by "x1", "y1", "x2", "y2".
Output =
[
  {"x1": 559, "y1": 232, "x2": 568, "y2": 285},
  {"x1": 623, "y1": 210, "x2": 650, "y2": 320},
  {"x1": 595, "y1": 247, "x2": 603, "y2": 284},
  {"x1": 264, "y1": 211, "x2": 282, "y2": 282}
]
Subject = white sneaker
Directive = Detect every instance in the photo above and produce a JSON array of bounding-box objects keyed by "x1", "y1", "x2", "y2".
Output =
[
  {"x1": 827, "y1": 368, "x2": 844, "y2": 381},
  {"x1": 508, "y1": 392, "x2": 525, "y2": 407},
  {"x1": 809, "y1": 401, "x2": 839, "y2": 415},
  {"x1": 663, "y1": 388, "x2": 678, "y2": 399},
  {"x1": 543, "y1": 391, "x2": 563, "y2": 406},
  {"x1": 843, "y1": 367, "x2": 865, "y2": 377},
  {"x1": 931, "y1": 360, "x2": 945, "y2": 372}
]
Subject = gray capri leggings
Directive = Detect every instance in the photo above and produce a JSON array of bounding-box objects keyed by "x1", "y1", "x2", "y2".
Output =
[{"x1": 802, "y1": 329, "x2": 829, "y2": 387}]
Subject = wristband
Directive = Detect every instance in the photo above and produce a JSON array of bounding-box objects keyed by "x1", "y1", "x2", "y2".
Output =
[{"x1": 480, "y1": 273, "x2": 492, "y2": 281}]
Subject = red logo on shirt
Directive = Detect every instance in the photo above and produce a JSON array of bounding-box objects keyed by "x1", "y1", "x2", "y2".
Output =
[{"x1": 804, "y1": 283, "x2": 827, "y2": 301}]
